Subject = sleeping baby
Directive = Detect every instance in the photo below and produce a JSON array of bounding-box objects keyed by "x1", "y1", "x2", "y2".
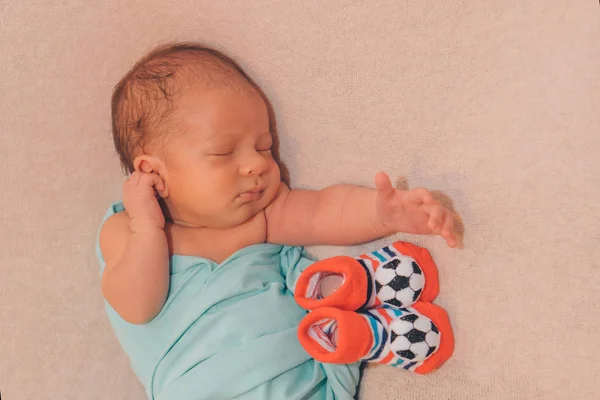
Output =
[{"x1": 97, "y1": 43, "x2": 458, "y2": 400}]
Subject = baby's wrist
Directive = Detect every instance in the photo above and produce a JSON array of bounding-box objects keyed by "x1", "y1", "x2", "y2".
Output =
[
  {"x1": 129, "y1": 216, "x2": 165, "y2": 234},
  {"x1": 372, "y1": 215, "x2": 394, "y2": 237},
  {"x1": 370, "y1": 209, "x2": 394, "y2": 238}
]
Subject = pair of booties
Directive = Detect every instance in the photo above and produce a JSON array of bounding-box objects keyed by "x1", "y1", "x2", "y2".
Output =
[{"x1": 294, "y1": 242, "x2": 454, "y2": 374}]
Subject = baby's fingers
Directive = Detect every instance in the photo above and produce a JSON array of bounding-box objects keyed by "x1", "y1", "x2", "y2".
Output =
[
  {"x1": 407, "y1": 188, "x2": 434, "y2": 204},
  {"x1": 146, "y1": 174, "x2": 168, "y2": 197},
  {"x1": 151, "y1": 175, "x2": 166, "y2": 192},
  {"x1": 426, "y1": 205, "x2": 444, "y2": 232},
  {"x1": 441, "y1": 211, "x2": 457, "y2": 248},
  {"x1": 137, "y1": 173, "x2": 153, "y2": 188},
  {"x1": 129, "y1": 172, "x2": 167, "y2": 197}
]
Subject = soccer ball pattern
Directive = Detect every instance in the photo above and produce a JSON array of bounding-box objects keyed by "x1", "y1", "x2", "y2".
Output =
[
  {"x1": 374, "y1": 255, "x2": 425, "y2": 308},
  {"x1": 389, "y1": 312, "x2": 440, "y2": 361}
]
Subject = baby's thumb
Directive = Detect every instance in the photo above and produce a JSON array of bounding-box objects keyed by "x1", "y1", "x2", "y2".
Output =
[{"x1": 375, "y1": 172, "x2": 395, "y2": 200}]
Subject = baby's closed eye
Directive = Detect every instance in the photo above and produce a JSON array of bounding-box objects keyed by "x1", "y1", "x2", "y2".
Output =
[{"x1": 205, "y1": 146, "x2": 235, "y2": 156}]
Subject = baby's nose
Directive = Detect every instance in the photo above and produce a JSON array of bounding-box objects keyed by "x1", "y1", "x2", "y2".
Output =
[{"x1": 241, "y1": 151, "x2": 268, "y2": 176}]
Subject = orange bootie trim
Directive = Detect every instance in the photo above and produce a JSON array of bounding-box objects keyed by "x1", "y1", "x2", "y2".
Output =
[
  {"x1": 298, "y1": 303, "x2": 454, "y2": 374},
  {"x1": 298, "y1": 307, "x2": 373, "y2": 364},
  {"x1": 295, "y1": 241, "x2": 439, "y2": 311},
  {"x1": 411, "y1": 302, "x2": 455, "y2": 374}
]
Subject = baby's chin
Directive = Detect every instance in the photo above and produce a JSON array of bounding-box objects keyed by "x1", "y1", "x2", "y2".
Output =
[
  {"x1": 191, "y1": 200, "x2": 268, "y2": 229},
  {"x1": 173, "y1": 184, "x2": 277, "y2": 228},
  {"x1": 232, "y1": 199, "x2": 269, "y2": 224}
]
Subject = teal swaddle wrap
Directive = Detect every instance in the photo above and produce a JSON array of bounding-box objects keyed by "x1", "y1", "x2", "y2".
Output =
[{"x1": 96, "y1": 203, "x2": 360, "y2": 400}]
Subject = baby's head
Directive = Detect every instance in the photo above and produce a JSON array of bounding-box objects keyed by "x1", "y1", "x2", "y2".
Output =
[{"x1": 111, "y1": 43, "x2": 281, "y2": 228}]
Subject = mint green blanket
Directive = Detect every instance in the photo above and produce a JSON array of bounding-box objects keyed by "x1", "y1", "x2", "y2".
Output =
[{"x1": 96, "y1": 203, "x2": 360, "y2": 399}]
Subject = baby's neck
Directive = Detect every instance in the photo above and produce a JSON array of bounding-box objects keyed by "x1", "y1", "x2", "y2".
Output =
[
  {"x1": 159, "y1": 199, "x2": 205, "y2": 228},
  {"x1": 171, "y1": 219, "x2": 204, "y2": 228}
]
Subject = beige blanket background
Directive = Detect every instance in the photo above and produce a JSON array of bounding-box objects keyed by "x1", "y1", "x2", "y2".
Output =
[{"x1": 1, "y1": 1, "x2": 599, "y2": 399}]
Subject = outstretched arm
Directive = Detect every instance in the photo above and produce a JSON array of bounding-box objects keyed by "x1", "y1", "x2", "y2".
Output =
[{"x1": 266, "y1": 172, "x2": 458, "y2": 247}]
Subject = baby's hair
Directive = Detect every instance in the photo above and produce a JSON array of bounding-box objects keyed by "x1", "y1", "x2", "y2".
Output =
[{"x1": 111, "y1": 43, "x2": 259, "y2": 173}]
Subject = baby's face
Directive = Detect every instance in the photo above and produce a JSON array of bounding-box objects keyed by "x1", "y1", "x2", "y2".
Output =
[{"x1": 161, "y1": 85, "x2": 281, "y2": 228}]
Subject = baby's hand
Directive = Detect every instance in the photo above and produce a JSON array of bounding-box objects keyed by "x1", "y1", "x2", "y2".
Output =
[
  {"x1": 374, "y1": 172, "x2": 458, "y2": 248},
  {"x1": 122, "y1": 171, "x2": 167, "y2": 231}
]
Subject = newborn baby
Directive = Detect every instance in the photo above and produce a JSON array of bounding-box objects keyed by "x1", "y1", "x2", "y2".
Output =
[{"x1": 97, "y1": 43, "x2": 458, "y2": 400}]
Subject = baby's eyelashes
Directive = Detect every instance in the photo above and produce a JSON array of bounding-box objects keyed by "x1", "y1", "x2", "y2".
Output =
[
  {"x1": 206, "y1": 145, "x2": 271, "y2": 157},
  {"x1": 205, "y1": 147, "x2": 235, "y2": 156}
]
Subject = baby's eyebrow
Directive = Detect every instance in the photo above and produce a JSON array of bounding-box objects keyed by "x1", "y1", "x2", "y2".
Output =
[
  {"x1": 216, "y1": 131, "x2": 272, "y2": 140},
  {"x1": 200, "y1": 133, "x2": 232, "y2": 146}
]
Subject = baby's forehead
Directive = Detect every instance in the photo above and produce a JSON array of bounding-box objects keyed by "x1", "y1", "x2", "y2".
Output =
[{"x1": 171, "y1": 93, "x2": 270, "y2": 144}]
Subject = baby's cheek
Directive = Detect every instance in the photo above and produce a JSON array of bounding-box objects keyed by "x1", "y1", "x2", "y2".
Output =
[{"x1": 269, "y1": 159, "x2": 281, "y2": 178}]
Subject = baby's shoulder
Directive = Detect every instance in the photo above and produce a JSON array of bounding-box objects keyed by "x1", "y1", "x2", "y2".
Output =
[
  {"x1": 99, "y1": 211, "x2": 130, "y2": 263},
  {"x1": 100, "y1": 210, "x2": 129, "y2": 237}
]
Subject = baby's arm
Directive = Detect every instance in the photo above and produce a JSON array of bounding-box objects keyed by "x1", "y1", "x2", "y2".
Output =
[
  {"x1": 266, "y1": 172, "x2": 457, "y2": 247},
  {"x1": 100, "y1": 172, "x2": 170, "y2": 324}
]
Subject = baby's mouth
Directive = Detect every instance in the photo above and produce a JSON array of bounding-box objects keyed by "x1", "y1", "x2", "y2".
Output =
[{"x1": 238, "y1": 186, "x2": 266, "y2": 202}]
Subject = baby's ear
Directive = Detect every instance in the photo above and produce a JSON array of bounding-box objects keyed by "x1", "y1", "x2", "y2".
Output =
[
  {"x1": 133, "y1": 155, "x2": 170, "y2": 198},
  {"x1": 133, "y1": 155, "x2": 166, "y2": 176}
]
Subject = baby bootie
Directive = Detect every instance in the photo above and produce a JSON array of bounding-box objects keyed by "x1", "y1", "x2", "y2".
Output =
[
  {"x1": 295, "y1": 242, "x2": 439, "y2": 311},
  {"x1": 297, "y1": 302, "x2": 454, "y2": 374}
]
